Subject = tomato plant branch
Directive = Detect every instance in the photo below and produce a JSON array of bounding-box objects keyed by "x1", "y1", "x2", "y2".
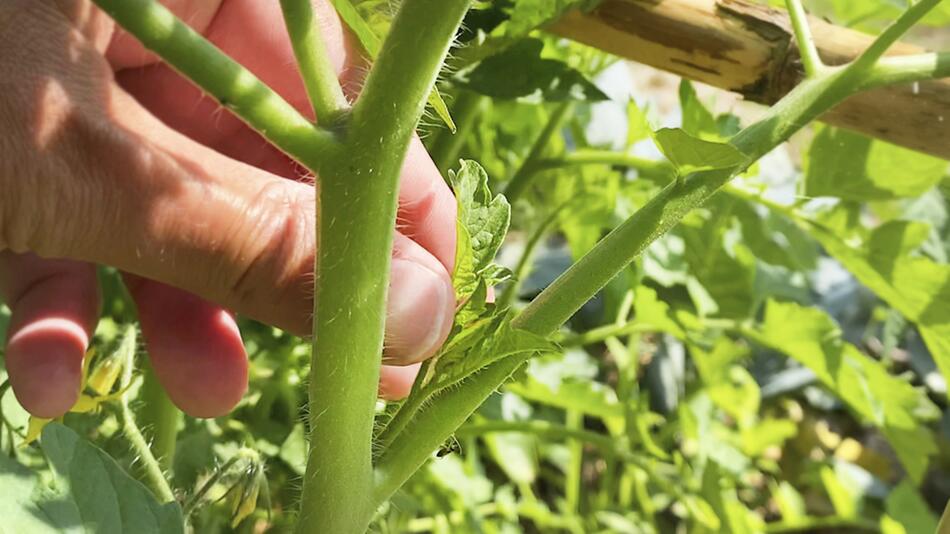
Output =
[
  {"x1": 846, "y1": 0, "x2": 942, "y2": 77},
  {"x1": 373, "y1": 15, "x2": 950, "y2": 503},
  {"x1": 279, "y1": 0, "x2": 349, "y2": 122},
  {"x1": 116, "y1": 326, "x2": 175, "y2": 504},
  {"x1": 91, "y1": 0, "x2": 337, "y2": 172},
  {"x1": 861, "y1": 51, "x2": 950, "y2": 89},
  {"x1": 299, "y1": 1, "x2": 471, "y2": 532},
  {"x1": 785, "y1": 0, "x2": 824, "y2": 77}
]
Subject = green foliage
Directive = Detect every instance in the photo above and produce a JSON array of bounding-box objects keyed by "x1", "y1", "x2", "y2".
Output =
[
  {"x1": 3, "y1": 0, "x2": 950, "y2": 532},
  {"x1": 753, "y1": 300, "x2": 938, "y2": 482},
  {"x1": 450, "y1": 160, "x2": 512, "y2": 304},
  {"x1": 805, "y1": 126, "x2": 948, "y2": 201},
  {"x1": 455, "y1": 38, "x2": 609, "y2": 102},
  {"x1": 0, "y1": 424, "x2": 183, "y2": 533},
  {"x1": 806, "y1": 211, "x2": 950, "y2": 400}
]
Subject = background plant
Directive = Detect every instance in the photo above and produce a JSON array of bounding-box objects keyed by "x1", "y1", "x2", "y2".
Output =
[{"x1": 1, "y1": 0, "x2": 950, "y2": 533}]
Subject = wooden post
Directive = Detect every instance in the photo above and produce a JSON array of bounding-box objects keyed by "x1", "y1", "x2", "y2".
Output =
[{"x1": 551, "y1": 0, "x2": 950, "y2": 159}]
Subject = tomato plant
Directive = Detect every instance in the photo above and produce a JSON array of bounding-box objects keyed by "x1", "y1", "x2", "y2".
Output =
[{"x1": 2, "y1": 0, "x2": 950, "y2": 532}]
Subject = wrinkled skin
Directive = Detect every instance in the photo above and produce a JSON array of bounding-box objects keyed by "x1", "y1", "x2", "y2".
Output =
[{"x1": 0, "y1": 0, "x2": 457, "y2": 418}]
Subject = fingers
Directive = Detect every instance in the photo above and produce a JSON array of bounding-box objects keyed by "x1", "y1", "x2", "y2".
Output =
[
  {"x1": 0, "y1": 254, "x2": 99, "y2": 418},
  {"x1": 379, "y1": 364, "x2": 421, "y2": 401},
  {"x1": 111, "y1": 0, "x2": 458, "y2": 272},
  {"x1": 123, "y1": 232, "x2": 451, "y2": 418},
  {"x1": 124, "y1": 276, "x2": 247, "y2": 418},
  {"x1": 398, "y1": 139, "x2": 459, "y2": 271},
  {"x1": 386, "y1": 235, "x2": 455, "y2": 365}
]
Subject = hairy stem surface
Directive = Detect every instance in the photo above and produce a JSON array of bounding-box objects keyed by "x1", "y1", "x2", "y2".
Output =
[
  {"x1": 298, "y1": 1, "x2": 471, "y2": 532},
  {"x1": 280, "y1": 0, "x2": 349, "y2": 122}
]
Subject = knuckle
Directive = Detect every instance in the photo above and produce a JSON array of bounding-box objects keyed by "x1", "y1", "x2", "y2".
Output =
[{"x1": 227, "y1": 180, "x2": 316, "y2": 314}]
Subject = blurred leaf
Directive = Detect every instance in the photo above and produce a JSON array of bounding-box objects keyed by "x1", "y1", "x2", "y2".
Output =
[
  {"x1": 279, "y1": 424, "x2": 308, "y2": 476},
  {"x1": 807, "y1": 215, "x2": 950, "y2": 403},
  {"x1": 691, "y1": 340, "x2": 759, "y2": 425},
  {"x1": 683, "y1": 495, "x2": 720, "y2": 530},
  {"x1": 820, "y1": 465, "x2": 861, "y2": 518},
  {"x1": 678, "y1": 80, "x2": 718, "y2": 138},
  {"x1": 739, "y1": 419, "x2": 797, "y2": 457},
  {"x1": 455, "y1": 0, "x2": 602, "y2": 65},
  {"x1": 0, "y1": 423, "x2": 184, "y2": 533},
  {"x1": 880, "y1": 480, "x2": 938, "y2": 534},
  {"x1": 626, "y1": 98, "x2": 653, "y2": 147},
  {"x1": 501, "y1": 0, "x2": 601, "y2": 38},
  {"x1": 634, "y1": 286, "x2": 685, "y2": 338},
  {"x1": 456, "y1": 38, "x2": 608, "y2": 102},
  {"x1": 805, "y1": 126, "x2": 947, "y2": 202},
  {"x1": 772, "y1": 481, "x2": 806, "y2": 523},
  {"x1": 755, "y1": 300, "x2": 937, "y2": 482},
  {"x1": 482, "y1": 394, "x2": 538, "y2": 484},
  {"x1": 509, "y1": 376, "x2": 621, "y2": 419}
]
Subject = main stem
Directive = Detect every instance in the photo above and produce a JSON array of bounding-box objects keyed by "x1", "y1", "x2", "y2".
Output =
[{"x1": 297, "y1": 1, "x2": 471, "y2": 532}]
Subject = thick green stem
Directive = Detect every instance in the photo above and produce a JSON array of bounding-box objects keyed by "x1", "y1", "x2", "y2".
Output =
[
  {"x1": 91, "y1": 0, "x2": 336, "y2": 170},
  {"x1": 504, "y1": 102, "x2": 575, "y2": 203},
  {"x1": 785, "y1": 0, "x2": 824, "y2": 77},
  {"x1": 136, "y1": 363, "x2": 180, "y2": 471},
  {"x1": 372, "y1": 44, "x2": 950, "y2": 505},
  {"x1": 298, "y1": 1, "x2": 471, "y2": 532},
  {"x1": 279, "y1": 0, "x2": 349, "y2": 122}
]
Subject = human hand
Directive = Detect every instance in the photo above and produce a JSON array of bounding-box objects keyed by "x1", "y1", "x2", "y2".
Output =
[{"x1": 0, "y1": 0, "x2": 456, "y2": 418}]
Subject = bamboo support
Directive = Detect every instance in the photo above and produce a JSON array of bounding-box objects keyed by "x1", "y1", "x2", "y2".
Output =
[{"x1": 551, "y1": 0, "x2": 950, "y2": 159}]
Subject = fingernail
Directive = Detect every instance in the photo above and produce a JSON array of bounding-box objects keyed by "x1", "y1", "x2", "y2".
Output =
[{"x1": 385, "y1": 258, "x2": 454, "y2": 365}]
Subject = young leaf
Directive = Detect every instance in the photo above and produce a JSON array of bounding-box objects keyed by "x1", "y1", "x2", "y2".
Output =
[
  {"x1": 455, "y1": 38, "x2": 608, "y2": 102},
  {"x1": 652, "y1": 128, "x2": 747, "y2": 176},
  {"x1": 449, "y1": 160, "x2": 512, "y2": 303},
  {"x1": 377, "y1": 160, "x2": 552, "y2": 447}
]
